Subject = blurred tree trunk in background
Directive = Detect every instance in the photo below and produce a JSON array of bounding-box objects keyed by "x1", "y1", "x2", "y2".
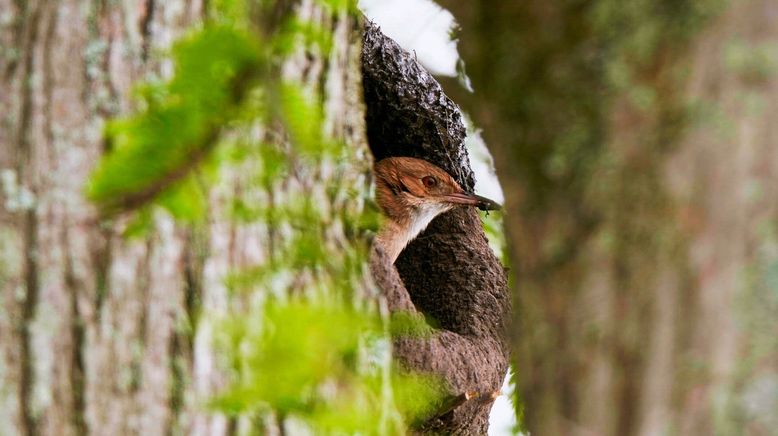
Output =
[
  {"x1": 445, "y1": 0, "x2": 778, "y2": 435},
  {"x1": 0, "y1": 1, "x2": 365, "y2": 435}
]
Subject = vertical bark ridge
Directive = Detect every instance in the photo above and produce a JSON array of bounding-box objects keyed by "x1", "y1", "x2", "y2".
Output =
[
  {"x1": 19, "y1": 209, "x2": 39, "y2": 436},
  {"x1": 3, "y1": 0, "x2": 25, "y2": 79},
  {"x1": 91, "y1": 227, "x2": 113, "y2": 324},
  {"x1": 62, "y1": 226, "x2": 88, "y2": 435},
  {"x1": 41, "y1": 0, "x2": 57, "y2": 156},
  {"x1": 140, "y1": 0, "x2": 156, "y2": 62},
  {"x1": 84, "y1": 0, "x2": 122, "y2": 118},
  {"x1": 15, "y1": 2, "x2": 42, "y2": 435},
  {"x1": 167, "y1": 227, "x2": 206, "y2": 435},
  {"x1": 132, "y1": 237, "x2": 155, "y2": 392},
  {"x1": 167, "y1": 331, "x2": 185, "y2": 436}
]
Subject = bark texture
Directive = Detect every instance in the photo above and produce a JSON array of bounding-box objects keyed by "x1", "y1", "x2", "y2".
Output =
[
  {"x1": 445, "y1": 0, "x2": 778, "y2": 435},
  {"x1": 0, "y1": 1, "x2": 366, "y2": 435},
  {"x1": 363, "y1": 21, "x2": 510, "y2": 435}
]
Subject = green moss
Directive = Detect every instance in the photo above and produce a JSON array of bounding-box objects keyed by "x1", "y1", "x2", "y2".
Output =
[
  {"x1": 389, "y1": 311, "x2": 434, "y2": 338},
  {"x1": 724, "y1": 39, "x2": 778, "y2": 85}
]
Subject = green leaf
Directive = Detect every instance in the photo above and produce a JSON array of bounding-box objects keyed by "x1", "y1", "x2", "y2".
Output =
[
  {"x1": 278, "y1": 82, "x2": 327, "y2": 157},
  {"x1": 87, "y1": 25, "x2": 261, "y2": 214}
]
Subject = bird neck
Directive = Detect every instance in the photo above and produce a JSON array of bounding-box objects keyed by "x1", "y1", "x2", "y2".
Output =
[{"x1": 376, "y1": 203, "x2": 449, "y2": 263}]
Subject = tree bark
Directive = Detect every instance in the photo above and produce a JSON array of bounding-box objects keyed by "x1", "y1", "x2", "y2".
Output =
[
  {"x1": 0, "y1": 2, "x2": 509, "y2": 434},
  {"x1": 363, "y1": 21, "x2": 510, "y2": 435},
  {"x1": 0, "y1": 1, "x2": 366, "y2": 435},
  {"x1": 445, "y1": 0, "x2": 778, "y2": 435}
]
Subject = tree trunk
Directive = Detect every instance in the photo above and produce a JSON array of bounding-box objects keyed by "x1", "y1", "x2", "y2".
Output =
[
  {"x1": 363, "y1": 22, "x2": 510, "y2": 434},
  {"x1": 0, "y1": 1, "x2": 366, "y2": 435},
  {"x1": 446, "y1": 0, "x2": 778, "y2": 435}
]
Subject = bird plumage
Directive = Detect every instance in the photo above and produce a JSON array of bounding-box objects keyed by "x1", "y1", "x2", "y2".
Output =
[{"x1": 373, "y1": 157, "x2": 500, "y2": 262}]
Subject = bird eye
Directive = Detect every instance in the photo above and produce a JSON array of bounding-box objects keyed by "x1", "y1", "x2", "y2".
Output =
[{"x1": 422, "y1": 176, "x2": 437, "y2": 188}]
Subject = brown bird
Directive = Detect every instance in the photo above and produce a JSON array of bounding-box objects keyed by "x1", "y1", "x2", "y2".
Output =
[{"x1": 374, "y1": 157, "x2": 501, "y2": 263}]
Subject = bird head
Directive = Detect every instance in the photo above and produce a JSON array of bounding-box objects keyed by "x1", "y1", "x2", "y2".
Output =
[{"x1": 374, "y1": 157, "x2": 500, "y2": 228}]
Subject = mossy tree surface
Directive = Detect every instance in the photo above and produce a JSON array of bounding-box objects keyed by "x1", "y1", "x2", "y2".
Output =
[{"x1": 444, "y1": 0, "x2": 778, "y2": 435}]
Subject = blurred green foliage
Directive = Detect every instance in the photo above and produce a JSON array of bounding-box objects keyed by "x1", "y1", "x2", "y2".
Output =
[
  {"x1": 724, "y1": 39, "x2": 778, "y2": 86},
  {"x1": 87, "y1": 25, "x2": 261, "y2": 217},
  {"x1": 212, "y1": 301, "x2": 444, "y2": 432},
  {"x1": 86, "y1": 0, "x2": 444, "y2": 433}
]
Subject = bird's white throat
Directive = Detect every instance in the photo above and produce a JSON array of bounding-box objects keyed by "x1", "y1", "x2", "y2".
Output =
[
  {"x1": 378, "y1": 202, "x2": 452, "y2": 263},
  {"x1": 405, "y1": 202, "x2": 451, "y2": 244}
]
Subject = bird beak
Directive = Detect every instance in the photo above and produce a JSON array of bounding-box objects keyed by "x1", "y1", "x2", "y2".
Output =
[{"x1": 442, "y1": 192, "x2": 502, "y2": 211}]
